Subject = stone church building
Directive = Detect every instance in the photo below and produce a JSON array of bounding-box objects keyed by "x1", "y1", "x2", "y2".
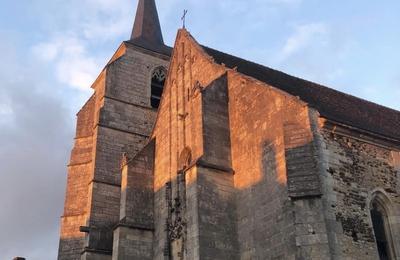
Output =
[{"x1": 58, "y1": 0, "x2": 400, "y2": 259}]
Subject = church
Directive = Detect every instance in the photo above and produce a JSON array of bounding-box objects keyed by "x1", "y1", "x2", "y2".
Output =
[{"x1": 58, "y1": 0, "x2": 400, "y2": 259}]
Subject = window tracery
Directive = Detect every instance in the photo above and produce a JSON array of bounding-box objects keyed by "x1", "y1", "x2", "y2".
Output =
[{"x1": 151, "y1": 67, "x2": 166, "y2": 108}]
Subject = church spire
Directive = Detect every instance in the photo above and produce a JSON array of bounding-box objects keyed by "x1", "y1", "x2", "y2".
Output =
[{"x1": 130, "y1": 0, "x2": 164, "y2": 46}]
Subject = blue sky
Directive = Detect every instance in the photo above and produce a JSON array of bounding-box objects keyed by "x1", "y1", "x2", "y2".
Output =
[{"x1": 0, "y1": 0, "x2": 399, "y2": 259}]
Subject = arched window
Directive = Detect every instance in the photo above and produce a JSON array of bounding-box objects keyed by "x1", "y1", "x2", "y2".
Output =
[
  {"x1": 151, "y1": 67, "x2": 166, "y2": 108},
  {"x1": 370, "y1": 194, "x2": 396, "y2": 260}
]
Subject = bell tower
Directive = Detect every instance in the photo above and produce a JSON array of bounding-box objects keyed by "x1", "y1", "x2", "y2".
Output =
[{"x1": 58, "y1": 1, "x2": 171, "y2": 259}]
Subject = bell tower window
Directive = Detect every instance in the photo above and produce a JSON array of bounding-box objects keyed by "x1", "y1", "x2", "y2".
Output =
[{"x1": 151, "y1": 67, "x2": 166, "y2": 108}]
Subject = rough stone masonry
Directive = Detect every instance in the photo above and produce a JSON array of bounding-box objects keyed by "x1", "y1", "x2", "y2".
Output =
[{"x1": 58, "y1": 0, "x2": 400, "y2": 259}]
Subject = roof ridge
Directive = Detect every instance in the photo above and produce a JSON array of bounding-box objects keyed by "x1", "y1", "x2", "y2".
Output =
[
  {"x1": 201, "y1": 44, "x2": 400, "y2": 141},
  {"x1": 202, "y1": 45, "x2": 400, "y2": 114}
]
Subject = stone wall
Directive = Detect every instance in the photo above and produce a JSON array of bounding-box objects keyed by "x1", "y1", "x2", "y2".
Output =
[
  {"x1": 150, "y1": 30, "x2": 334, "y2": 259},
  {"x1": 201, "y1": 74, "x2": 232, "y2": 169},
  {"x1": 82, "y1": 43, "x2": 169, "y2": 259},
  {"x1": 227, "y1": 70, "x2": 330, "y2": 259},
  {"x1": 112, "y1": 140, "x2": 155, "y2": 260},
  {"x1": 59, "y1": 42, "x2": 169, "y2": 259},
  {"x1": 319, "y1": 120, "x2": 400, "y2": 259},
  {"x1": 60, "y1": 28, "x2": 400, "y2": 260},
  {"x1": 194, "y1": 166, "x2": 238, "y2": 259},
  {"x1": 59, "y1": 94, "x2": 96, "y2": 260},
  {"x1": 151, "y1": 30, "x2": 227, "y2": 259}
]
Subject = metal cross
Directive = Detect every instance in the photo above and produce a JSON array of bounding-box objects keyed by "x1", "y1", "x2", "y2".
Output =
[{"x1": 181, "y1": 9, "x2": 188, "y2": 29}]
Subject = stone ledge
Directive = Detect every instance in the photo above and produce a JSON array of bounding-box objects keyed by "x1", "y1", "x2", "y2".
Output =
[
  {"x1": 182, "y1": 156, "x2": 234, "y2": 174},
  {"x1": 323, "y1": 118, "x2": 400, "y2": 149},
  {"x1": 96, "y1": 123, "x2": 150, "y2": 138},
  {"x1": 113, "y1": 221, "x2": 155, "y2": 232},
  {"x1": 104, "y1": 95, "x2": 157, "y2": 111},
  {"x1": 68, "y1": 160, "x2": 92, "y2": 167},
  {"x1": 89, "y1": 179, "x2": 121, "y2": 188},
  {"x1": 81, "y1": 247, "x2": 112, "y2": 256}
]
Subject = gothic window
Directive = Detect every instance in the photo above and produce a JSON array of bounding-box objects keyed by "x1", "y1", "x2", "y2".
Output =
[
  {"x1": 370, "y1": 194, "x2": 396, "y2": 260},
  {"x1": 151, "y1": 67, "x2": 166, "y2": 108}
]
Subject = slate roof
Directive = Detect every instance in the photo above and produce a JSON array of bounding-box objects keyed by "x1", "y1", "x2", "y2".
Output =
[
  {"x1": 202, "y1": 46, "x2": 400, "y2": 141},
  {"x1": 127, "y1": 28, "x2": 400, "y2": 141},
  {"x1": 129, "y1": 0, "x2": 171, "y2": 56}
]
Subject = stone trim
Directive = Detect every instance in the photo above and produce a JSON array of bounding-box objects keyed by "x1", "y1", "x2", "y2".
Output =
[
  {"x1": 322, "y1": 118, "x2": 400, "y2": 149},
  {"x1": 121, "y1": 139, "x2": 156, "y2": 168},
  {"x1": 182, "y1": 156, "x2": 234, "y2": 174},
  {"x1": 68, "y1": 160, "x2": 92, "y2": 167},
  {"x1": 113, "y1": 221, "x2": 155, "y2": 232},
  {"x1": 74, "y1": 135, "x2": 93, "y2": 140},
  {"x1": 104, "y1": 95, "x2": 156, "y2": 111},
  {"x1": 124, "y1": 41, "x2": 171, "y2": 60},
  {"x1": 367, "y1": 189, "x2": 400, "y2": 259},
  {"x1": 61, "y1": 213, "x2": 86, "y2": 218},
  {"x1": 96, "y1": 123, "x2": 150, "y2": 138},
  {"x1": 89, "y1": 179, "x2": 121, "y2": 188},
  {"x1": 81, "y1": 247, "x2": 112, "y2": 256},
  {"x1": 392, "y1": 151, "x2": 400, "y2": 170}
]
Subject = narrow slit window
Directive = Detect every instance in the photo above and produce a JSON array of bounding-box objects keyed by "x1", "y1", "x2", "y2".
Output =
[{"x1": 151, "y1": 67, "x2": 166, "y2": 108}]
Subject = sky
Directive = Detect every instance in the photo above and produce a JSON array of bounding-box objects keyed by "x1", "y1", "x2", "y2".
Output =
[{"x1": 0, "y1": 0, "x2": 399, "y2": 259}]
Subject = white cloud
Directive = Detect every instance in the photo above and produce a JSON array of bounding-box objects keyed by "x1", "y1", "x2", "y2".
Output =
[
  {"x1": 0, "y1": 103, "x2": 13, "y2": 126},
  {"x1": 33, "y1": 36, "x2": 101, "y2": 91},
  {"x1": 56, "y1": 55, "x2": 99, "y2": 91},
  {"x1": 79, "y1": 0, "x2": 133, "y2": 41},
  {"x1": 280, "y1": 23, "x2": 328, "y2": 61},
  {"x1": 32, "y1": 42, "x2": 59, "y2": 61},
  {"x1": 263, "y1": 0, "x2": 302, "y2": 5},
  {"x1": 0, "y1": 103, "x2": 12, "y2": 115},
  {"x1": 85, "y1": 0, "x2": 130, "y2": 12},
  {"x1": 30, "y1": 0, "x2": 136, "y2": 91},
  {"x1": 214, "y1": 0, "x2": 301, "y2": 16},
  {"x1": 0, "y1": 34, "x2": 73, "y2": 260},
  {"x1": 270, "y1": 22, "x2": 358, "y2": 87},
  {"x1": 82, "y1": 18, "x2": 131, "y2": 41}
]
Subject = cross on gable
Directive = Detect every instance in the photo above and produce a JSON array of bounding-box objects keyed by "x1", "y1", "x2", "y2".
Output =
[{"x1": 181, "y1": 9, "x2": 188, "y2": 28}]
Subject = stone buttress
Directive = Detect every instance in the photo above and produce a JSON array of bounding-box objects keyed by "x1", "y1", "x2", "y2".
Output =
[{"x1": 58, "y1": 0, "x2": 170, "y2": 259}]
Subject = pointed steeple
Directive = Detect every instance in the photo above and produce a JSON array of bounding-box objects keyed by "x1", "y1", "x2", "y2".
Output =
[{"x1": 130, "y1": 0, "x2": 164, "y2": 47}]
